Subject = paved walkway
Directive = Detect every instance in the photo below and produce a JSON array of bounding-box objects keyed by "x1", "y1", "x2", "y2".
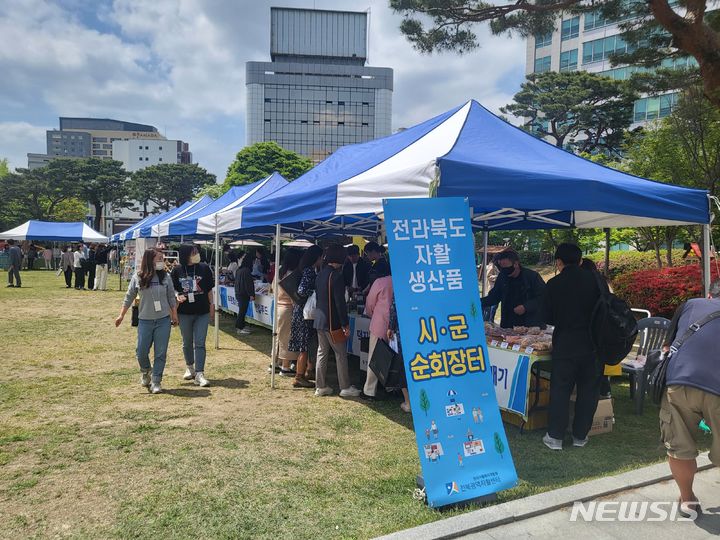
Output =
[
  {"x1": 377, "y1": 454, "x2": 718, "y2": 540},
  {"x1": 462, "y1": 468, "x2": 719, "y2": 539}
]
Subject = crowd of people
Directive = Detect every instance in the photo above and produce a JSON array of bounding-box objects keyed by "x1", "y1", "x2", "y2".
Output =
[{"x1": 4, "y1": 239, "x2": 118, "y2": 290}]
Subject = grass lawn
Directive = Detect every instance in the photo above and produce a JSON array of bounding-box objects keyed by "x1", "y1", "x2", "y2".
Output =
[{"x1": 0, "y1": 271, "x2": 675, "y2": 539}]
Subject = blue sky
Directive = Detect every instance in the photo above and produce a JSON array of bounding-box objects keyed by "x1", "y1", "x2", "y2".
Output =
[{"x1": 0, "y1": 0, "x2": 527, "y2": 180}]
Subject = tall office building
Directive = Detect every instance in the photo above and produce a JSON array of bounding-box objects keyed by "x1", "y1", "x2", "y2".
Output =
[
  {"x1": 246, "y1": 7, "x2": 393, "y2": 162},
  {"x1": 526, "y1": 11, "x2": 693, "y2": 124},
  {"x1": 112, "y1": 139, "x2": 192, "y2": 173}
]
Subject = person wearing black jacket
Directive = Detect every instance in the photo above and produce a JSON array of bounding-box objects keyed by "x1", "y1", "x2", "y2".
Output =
[
  {"x1": 86, "y1": 244, "x2": 97, "y2": 290},
  {"x1": 93, "y1": 244, "x2": 110, "y2": 291},
  {"x1": 481, "y1": 249, "x2": 545, "y2": 328},
  {"x1": 364, "y1": 241, "x2": 389, "y2": 293},
  {"x1": 542, "y1": 243, "x2": 603, "y2": 451},
  {"x1": 234, "y1": 255, "x2": 255, "y2": 335},
  {"x1": 314, "y1": 244, "x2": 359, "y2": 398},
  {"x1": 172, "y1": 244, "x2": 215, "y2": 387},
  {"x1": 342, "y1": 244, "x2": 370, "y2": 292}
]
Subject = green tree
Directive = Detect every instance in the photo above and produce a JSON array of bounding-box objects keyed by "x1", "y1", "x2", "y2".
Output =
[
  {"x1": 129, "y1": 163, "x2": 216, "y2": 215},
  {"x1": 59, "y1": 158, "x2": 129, "y2": 228},
  {"x1": 493, "y1": 432, "x2": 505, "y2": 459},
  {"x1": 391, "y1": 0, "x2": 720, "y2": 108},
  {"x1": 419, "y1": 389, "x2": 431, "y2": 416},
  {"x1": 225, "y1": 142, "x2": 312, "y2": 188},
  {"x1": 501, "y1": 71, "x2": 637, "y2": 156},
  {"x1": 53, "y1": 198, "x2": 88, "y2": 222},
  {"x1": 0, "y1": 158, "x2": 9, "y2": 177},
  {"x1": 0, "y1": 165, "x2": 79, "y2": 228},
  {"x1": 196, "y1": 182, "x2": 228, "y2": 199}
]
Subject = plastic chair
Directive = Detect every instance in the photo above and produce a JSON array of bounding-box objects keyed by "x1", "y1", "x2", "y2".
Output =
[{"x1": 622, "y1": 316, "x2": 671, "y2": 414}]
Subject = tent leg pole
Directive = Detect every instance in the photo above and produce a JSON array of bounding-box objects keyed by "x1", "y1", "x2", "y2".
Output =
[
  {"x1": 604, "y1": 228, "x2": 611, "y2": 278},
  {"x1": 214, "y1": 233, "x2": 220, "y2": 350},
  {"x1": 703, "y1": 223, "x2": 711, "y2": 297},
  {"x1": 270, "y1": 224, "x2": 281, "y2": 390},
  {"x1": 481, "y1": 230, "x2": 489, "y2": 296}
]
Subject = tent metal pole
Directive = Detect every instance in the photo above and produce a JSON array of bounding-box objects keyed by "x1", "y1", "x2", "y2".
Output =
[
  {"x1": 270, "y1": 223, "x2": 281, "y2": 390},
  {"x1": 481, "y1": 230, "x2": 489, "y2": 296},
  {"x1": 214, "y1": 231, "x2": 220, "y2": 350},
  {"x1": 703, "y1": 223, "x2": 711, "y2": 297},
  {"x1": 604, "y1": 228, "x2": 611, "y2": 278}
]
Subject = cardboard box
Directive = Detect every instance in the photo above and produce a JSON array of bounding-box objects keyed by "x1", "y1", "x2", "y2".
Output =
[{"x1": 569, "y1": 396, "x2": 614, "y2": 436}]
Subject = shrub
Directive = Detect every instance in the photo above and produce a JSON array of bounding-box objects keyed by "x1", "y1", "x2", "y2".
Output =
[
  {"x1": 613, "y1": 264, "x2": 720, "y2": 318},
  {"x1": 518, "y1": 251, "x2": 543, "y2": 266},
  {"x1": 588, "y1": 249, "x2": 685, "y2": 279}
]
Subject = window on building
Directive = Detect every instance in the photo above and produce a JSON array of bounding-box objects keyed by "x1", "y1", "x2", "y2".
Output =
[
  {"x1": 582, "y1": 35, "x2": 632, "y2": 64},
  {"x1": 561, "y1": 16, "x2": 580, "y2": 41},
  {"x1": 145, "y1": 157, "x2": 149, "y2": 161},
  {"x1": 633, "y1": 93, "x2": 678, "y2": 122},
  {"x1": 139, "y1": 145, "x2": 143, "y2": 150},
  {"x1": 584, "y1": 11, "x2": 607, "y2": 30},
  {"x1": 534, "y1": 55, "x2": 552, "y2": 73},
  {"x1": 159, "y1": 146, "x2": 162, "y2": 150},
  {"x1": 159, "y1": 158, "x2": 163, "y2": 162},
  {"x1": 559, "y1": 49, "x2": 578, "y2": 71},
  {"x1": 535, "y1": 32, "x2": 552, "y2": 48},
  {"x1": 145, "y1": 146, "x2": 149, "y2": 150},
  {"x1": 139, "y1": 157, "x2": 143, "y2": 161}
]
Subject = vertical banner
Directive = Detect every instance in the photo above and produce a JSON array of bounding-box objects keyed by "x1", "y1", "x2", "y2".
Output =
[{"x1": 384, "y1": 197, "x2": 517, "y2": 508}]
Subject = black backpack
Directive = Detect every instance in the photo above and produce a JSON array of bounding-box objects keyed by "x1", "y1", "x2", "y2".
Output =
[{"x1": 589, "y1": 272, "x2": 638, "y2": 365}]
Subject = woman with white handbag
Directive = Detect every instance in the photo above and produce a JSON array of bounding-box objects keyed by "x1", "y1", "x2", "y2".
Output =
[{"x1": 289, "y1": 245, "x2": 323, "y2": 389}]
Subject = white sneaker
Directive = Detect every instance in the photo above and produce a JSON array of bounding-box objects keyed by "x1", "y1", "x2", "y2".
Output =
[
  {"x1": 194, "y1": 372, "x2": 210, "y2": 387},
  {"x1": 150, "y1": 382, "x2": 162, "y2": 394},
  {"x1": 339, "y1": 386, "x2": 361, "y2": 398},
  {"x1": 542, "y1": 433, "x2": 563, "y2": 451},
  {"x1": 183, "y1": 366, "x2": 196, "y2": 380},
  {"x1": 140, "y1": 371, "x2": 151, "y2": 388},
  {"x1": 236, "y1": 328, "x2": 251, "y2": 335},
  {"x1": 314, "y1": 387, "x2": 333, "y2": 397},
  {"x1": 400, "y1": 402, "x2": 412, "y2": 413},
  {"x1": 573, "y1": 436, "x2": 589, "y2": 448}
]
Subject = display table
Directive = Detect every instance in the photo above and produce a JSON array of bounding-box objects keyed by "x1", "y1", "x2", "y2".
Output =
[
  {"x1": 486, "y1": 344, "x2": 552, "y2": 427},
  {"x1": 217, "y1": 285, "x2": 274, "y2": 329}
]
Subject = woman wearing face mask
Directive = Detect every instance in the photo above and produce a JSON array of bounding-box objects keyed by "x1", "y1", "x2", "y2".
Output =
[
  {"x1": 115, "y1": 248, "x2": 178, "y2": 394},
  {"x1": 171, "y1": 244, "x2": 215, "y2": 387}
]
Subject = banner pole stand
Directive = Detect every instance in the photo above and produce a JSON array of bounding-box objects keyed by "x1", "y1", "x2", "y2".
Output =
[
  {"x1": 214, "y1": 231, "x2": 220, "y2": 350},
  {"x1": 415, "y1": 476, "x2": 497, "y2": 510},
  {"x1": 270, "y1": 224, "x2": 281, "y2": 390}
]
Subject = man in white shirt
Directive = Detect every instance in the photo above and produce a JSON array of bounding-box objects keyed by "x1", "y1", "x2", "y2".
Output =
[{"x1": 73, "y1": 244, "x2": 86, "y2": 290}]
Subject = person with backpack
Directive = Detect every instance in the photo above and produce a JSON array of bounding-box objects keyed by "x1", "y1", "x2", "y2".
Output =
[
  {"x1": 658, "y1": 280, "x2": 720, "y2": 518},
  {"x1": 542, "y1": 243, "x2": 603, "y2": 451}
]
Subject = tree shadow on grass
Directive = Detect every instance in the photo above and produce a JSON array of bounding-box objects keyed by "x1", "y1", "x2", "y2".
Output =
[
  {"x1": 210, "y1": 378, "x2": 249, "y2": 389},
  {"x1": 163, "y1": 388, "x2": 211, "y2": 398}
]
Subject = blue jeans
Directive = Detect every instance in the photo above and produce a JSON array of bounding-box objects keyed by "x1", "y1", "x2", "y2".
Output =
[
  {"x1": 136, "y1": 316, "x2": 172, "y2": 383},
  {"x1": 178, "y1": 312, "x2": 209, "y2": 372}
]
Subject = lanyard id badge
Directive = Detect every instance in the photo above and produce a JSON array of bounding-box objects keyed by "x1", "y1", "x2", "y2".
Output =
[
  {"x1": 188, "y1": 292, "x2": 195, "y2": 303},
  {"x1": 153, "y1": 300, "x2": 162, "y2": 312}
]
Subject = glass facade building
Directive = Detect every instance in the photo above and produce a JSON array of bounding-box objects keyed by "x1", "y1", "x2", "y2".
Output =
[{"x1": 246, "y1": 8, "x2": 393, "y2": 162}]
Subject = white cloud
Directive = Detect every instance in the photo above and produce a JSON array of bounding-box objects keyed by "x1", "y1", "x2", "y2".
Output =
[
  {"x1": 0, "y1": 122, "x2": 52, "y2": 171},
  {"x1": 0, "y1": 0, "x2": 527, "y2": 178}
]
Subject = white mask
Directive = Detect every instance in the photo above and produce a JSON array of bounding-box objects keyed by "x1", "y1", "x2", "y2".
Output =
[
  {"x1": 155, "y1": 262, "x2": 165, "y2": 271},
  {"x1": 190, "y1": 253, "x2": 201, "y2": 264}
]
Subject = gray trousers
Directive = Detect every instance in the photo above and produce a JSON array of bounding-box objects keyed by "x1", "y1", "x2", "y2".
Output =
[
  {"x1": 7, "y1": 266, "x2": 21, "y2": 286},
  {"x1": 316, "y1": 330, "x2": 350, "y2": 391}
]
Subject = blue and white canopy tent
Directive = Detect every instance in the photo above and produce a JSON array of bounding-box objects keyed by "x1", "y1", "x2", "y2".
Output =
[
  {"x1": 0, "y1": 220, "x2": 109, "y2": 242},
  {"x1": 134, "y1": 195, "x2": 215, "y2": 239},
  {"x1": 209, "y1": 100, "x2": 713, "y2": 387},
  {"x1": 110, "y1": 200, "x2": 195, "y2": 242}
]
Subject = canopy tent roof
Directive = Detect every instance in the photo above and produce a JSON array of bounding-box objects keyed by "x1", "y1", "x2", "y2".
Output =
[
  {"x1": 0, "y1": 221, "x2": 109, "y2": 242},
  {"x1": 165, "y1": 172, "x2": 289, "y2": 238},
  {"x1": 230, "y1": 100, "x2": 709, "y2": 234},
  {"x1": 134, "y1": 195, "x2": 215, "y2": 239},
  {"x1": 111, "y1": 200, "x2": 195, "y2": 242}
]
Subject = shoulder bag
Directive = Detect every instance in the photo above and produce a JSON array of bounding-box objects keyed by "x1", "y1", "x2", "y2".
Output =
[
  {"x1": 649, "y1": 309, "x2": 720, "y2": 404},
  {"x1": 328, "y1": 272, "x2": 348, "y2": 344},
  {"x1": 279, "y1": 269, "x2": 303, "y2": 305},
  {"x1": 303, "y1": 291, "x2": 317, "y2": 320}
]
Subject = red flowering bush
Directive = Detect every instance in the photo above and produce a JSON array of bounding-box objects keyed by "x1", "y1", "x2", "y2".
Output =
[
  {"x1": 589, "y1": 249, "x2": 685, "y2": 279},
  {"x1": 613, "y1": 264, "x2": 720, "y2": 318}
]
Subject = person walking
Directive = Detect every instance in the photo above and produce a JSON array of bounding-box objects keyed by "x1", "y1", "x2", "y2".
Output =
[
  {"x1": 659, "y1": 280, "x2": 720, "y2": 518},
  {"x1": 271, "y1": 249, "x2": 300, "y2": 377},
  {"x1": 60, "y1": 246, "x2": 74, "y2": 288},
  {"x1": 362, "y1": 262, "x2": 393, "y2": 401},
  {"x1": 93, "y1": 244, "x2": 110, "y2": 291},
  {"x1": 542, "y1": 243, "x2": 603, "y2": 451},
  {"x1": 314, "y1": 244, "x2": 359, "y2": 398},
  {"x1": 43, "y1": 247, "x2": 53, "y2": 270},
  {"x1": 388, "y1": 297, "x2": 412, "y2": 412},
  {"x1": 289, "y1": 245, "x2": 323, "y2": 389},
  {"x1": 73, "y1": 244, "x2": 86, "y2": 290},
  {"x1": 6, "y1": 239, "x2": 22, "y2": 288},
  {"x1": 234, "y1": 253, "x2": 255, "y2": 335},
  {"x1": 171, "y1": 244, "x2": 214, "y2": 387},
  {"x1": 115, "y1": 248, "x2": 178, "y2": 394}
]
